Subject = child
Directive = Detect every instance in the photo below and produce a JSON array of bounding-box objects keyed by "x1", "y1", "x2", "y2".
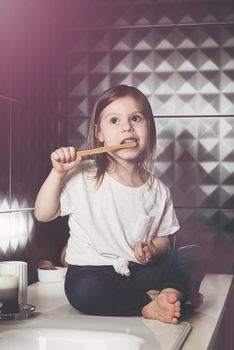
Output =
[{"x1": 34, "y1": 85, "x2": 206, "y2": 323}]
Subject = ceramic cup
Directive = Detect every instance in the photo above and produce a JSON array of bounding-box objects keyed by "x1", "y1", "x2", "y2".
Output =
[
  {"x1": 0, "y1": 261, "x2": 28, "y2": 305},
  {"x1": 0, "y1": 274, "x2": 19, "y2": 314},
  {"x1": 37, "y1": 266, "x2": 66, "y2": 283}
]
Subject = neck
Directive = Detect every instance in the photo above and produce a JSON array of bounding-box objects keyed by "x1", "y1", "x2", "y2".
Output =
[{"x1": 107, "y1": 159, "x2": 143, "y2": 187}]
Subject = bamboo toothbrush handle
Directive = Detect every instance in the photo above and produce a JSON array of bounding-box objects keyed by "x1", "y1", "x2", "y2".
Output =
[{"x1": 76, "y1": 141, "x2": 136, "y2": 157}]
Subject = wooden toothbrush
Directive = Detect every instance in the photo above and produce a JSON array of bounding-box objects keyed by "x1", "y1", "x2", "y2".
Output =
[{"x1": 76, "y1": 141, "x2": 136, "y2": 157}]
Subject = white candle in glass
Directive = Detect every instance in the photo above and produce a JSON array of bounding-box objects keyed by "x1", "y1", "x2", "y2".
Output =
[
  {"x1": 0, "y1": 275, "x2": 19, "y2": 299},
  {"x1": 0, "y1": 275, "x2": 19, "y2": 314}
]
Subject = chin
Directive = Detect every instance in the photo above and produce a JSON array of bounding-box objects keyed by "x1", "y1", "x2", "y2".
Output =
[{"x1": 117, "y1": 155, "x2": 140, "y2": 162}]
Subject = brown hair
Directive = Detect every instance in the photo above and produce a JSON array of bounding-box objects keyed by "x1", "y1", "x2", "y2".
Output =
[{"x1": 87, "y1": 85, "x2": 156, "y2": 186}]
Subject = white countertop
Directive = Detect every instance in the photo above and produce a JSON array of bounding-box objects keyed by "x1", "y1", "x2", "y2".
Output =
[
  {"x1": 0, "y1": 273, "x2": 232, "y2": 350},
  {"x1": 181, "y1": 273, "x2": 233, "y2": 350}
]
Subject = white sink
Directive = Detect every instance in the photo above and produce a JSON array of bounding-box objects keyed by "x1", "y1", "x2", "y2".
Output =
[{"x1": 0, "y1": 328, "x2": 145, "y2": 350}]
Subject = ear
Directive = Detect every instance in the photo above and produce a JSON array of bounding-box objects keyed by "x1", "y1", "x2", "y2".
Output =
[{"x1": 94, "y1": 124, "x2": 104, "y2": 143}]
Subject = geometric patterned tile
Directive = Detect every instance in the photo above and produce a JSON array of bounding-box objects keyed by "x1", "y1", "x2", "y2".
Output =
[
  {"x1": 10, "y1": 210, "x2": 34, "y2": 255},
  {"x1": 67, "y1": 25, "x2": 234, "y2": 117},
  {"x1": 154, "y1": 117, "x2": 234, "y2": 208},
  {"x1": 67, "y1": 118, "x2": 89, "y2": 150},
  {"x1": 65, "y1": 1, "x2": 234, "y2": 29},
  {"x1": 176, "y1": 208, "x2": 234, "y2": 242}
]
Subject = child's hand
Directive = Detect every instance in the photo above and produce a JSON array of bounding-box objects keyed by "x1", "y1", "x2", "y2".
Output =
[
  {"x1": 134, "y1": 237, "x2": 157, "y2": 264},
  {"x1": 51, "y1": 146, "x2": 82, "y2": 174}
]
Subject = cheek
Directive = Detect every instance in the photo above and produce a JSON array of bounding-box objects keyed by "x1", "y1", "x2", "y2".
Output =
[
  {"x1": 138, "y1": 124, "x2": 149, "y2": 139},
  {"x1": 97, "y1": 127, "x2": 113, "y2": 143}
]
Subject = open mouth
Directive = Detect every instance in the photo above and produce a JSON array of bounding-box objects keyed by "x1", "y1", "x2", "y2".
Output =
[{"x1": 120, "y1": 138, "x2": 138, "y2": 145}]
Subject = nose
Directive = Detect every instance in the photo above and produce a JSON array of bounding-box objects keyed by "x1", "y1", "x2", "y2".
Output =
[{"x1": 122, "y1": 121, "x2": 134, "y2": 133}]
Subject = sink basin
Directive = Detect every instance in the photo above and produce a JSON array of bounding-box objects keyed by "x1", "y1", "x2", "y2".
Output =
[{"x1": 0, "y1": 328, "x2": 145, "y2": 350}]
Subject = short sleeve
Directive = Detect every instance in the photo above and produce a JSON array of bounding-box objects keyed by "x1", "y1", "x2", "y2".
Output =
[
  {"x1": 60, "y1": 187, "x2": 74, "y2": 217},
  {"x1": 156, "y1": 187, "x2": 180, "y2": 236}
]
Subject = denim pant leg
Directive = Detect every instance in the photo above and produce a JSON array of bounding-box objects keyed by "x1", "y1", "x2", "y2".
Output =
[
  {"x1": 64, "y1": 264, "x2": 150, "y2": 316},
  {"x1": 131, "y1": 245, "x2": 207, "y2": 304},
  {"x1": 65, "y1": 245, "x2": 206, "y2": 317}
]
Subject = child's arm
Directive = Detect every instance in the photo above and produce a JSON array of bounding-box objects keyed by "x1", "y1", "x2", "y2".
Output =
[
  {"x1": 34, "y1": 147, "x2": 82, "y2": 222},
  {"x1": 134, "y1": 236, "x2": 170, "y2": 265}
]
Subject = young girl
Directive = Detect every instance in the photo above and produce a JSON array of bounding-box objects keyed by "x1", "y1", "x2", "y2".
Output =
[{"x1": 34, "y1": 85, "x2": 206, "y2": 324}]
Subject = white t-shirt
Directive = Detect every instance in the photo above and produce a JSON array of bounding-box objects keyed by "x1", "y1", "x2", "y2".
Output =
[{"x1": 60, "y1": 161, "x2": 180, "y2": 275}]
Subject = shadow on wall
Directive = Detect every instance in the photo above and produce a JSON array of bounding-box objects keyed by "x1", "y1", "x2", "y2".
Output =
[
  {"x1": 28, "y1": 216, "x2": 69, "y2": 284},
  {"x1": 176, "y1": 219, "x2": 234, "y2": 274}
]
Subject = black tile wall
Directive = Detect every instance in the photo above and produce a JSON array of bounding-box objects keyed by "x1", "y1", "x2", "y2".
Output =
[
  {"x1": 176, "y1": 208, "x2": 234, "y2": 273},
  {"x1": 0, "y1": 212, "x2": 11, "y2": 261},
  {"x1": 0, "y1": 49, "x2": 11, "y2": 98},
  {"x1": 11, "y1": 103, "x2": 66, "y2": 210},
  {"x1": 30, "y1": 216, "x2": 69, "y2": 266},
  {"x1": 0, "y1": 1, "x2": 68, "y2": 283},
  {"x1": 0, "y1": 0, "x2": 67, "y2": 106},
  {"x1": 0, "y1": 98, "x2": 11, "y2": 212},
  {"x1": 8, "y1": 211, "x2": 69, "y2": 284},
  {"x1": 0, "y1": 2, "x2": 13, "y2": 97}
]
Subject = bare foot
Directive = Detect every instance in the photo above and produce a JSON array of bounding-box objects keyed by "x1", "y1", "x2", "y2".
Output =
[
  {"x1": 147, "y1": 289, "x2": 160, "y2": 301},
  {"x1": 191, "y1": 292, "x2": 203, "y2": 309},
  {"x1": 142, "y1": 292, "x2": 181, "y2": 324}
]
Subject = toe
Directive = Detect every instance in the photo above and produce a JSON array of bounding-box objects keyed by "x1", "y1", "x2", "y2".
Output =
[
  {"x1": 166, "y1": 293, "x2": 179, "y2": 304},
  {"x1": 172, "y1": 317, "x2": 179, "y2": 324},
  {"x1": 147, "y1": 289, "x2": 160, "y2": 301},
  {"x1": 174, "y1": 300, "x2": 181, "y2": 307},
  {"x1": 191, "y1": 293, "x2": 204, "y2": 309}
]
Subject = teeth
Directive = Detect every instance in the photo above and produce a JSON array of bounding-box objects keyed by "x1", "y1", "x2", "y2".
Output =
[{"x1": 122, "y1": 139, "x2": 137, "y2": 144}]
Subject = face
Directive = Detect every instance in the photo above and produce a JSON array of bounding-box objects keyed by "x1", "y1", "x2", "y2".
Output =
[{"x1": 96, "y1": 96, "x2": 149, "y2": 162}]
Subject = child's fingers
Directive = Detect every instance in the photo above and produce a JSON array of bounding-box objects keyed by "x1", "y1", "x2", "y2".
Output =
[
  {"x1": 146, "y1": 237, "x2": 154, "y2": 247},
  {"x1": 50, "y1": 147, "x2": 82, "y2": 174},
  {"x1": 69, "y1": 147, "x2": 77, "y2": 161},
  {"x1": 134, "y1": 241, "x2": 146, "y2": 262},
  {"x1": 62, "y1": 147, "x2": 73, "y2": 163},
  {"x1": 51, "y1": 147, "x2": 77, "y2": 163},
  {"x1": 51, "y1": 148, "x2": 66, "y2": 163},
  {"x1": 146, "y1": 237, "x2": 156, "y2": 254},
  {"x1": 143, "y1": 245, "x2": 152, "y2": 261},
  {"x1": 75, "y1": 155, "x2": 82, "y2": 164},
  {"x1": 51, "y1": 150, "x2": 60, "y2": 161}
]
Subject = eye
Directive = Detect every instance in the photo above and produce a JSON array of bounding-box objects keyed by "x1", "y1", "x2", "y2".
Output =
[
  {"x1": 110, "y1": 117, "x2": 119, "y2": 125},
  {"x1": 132, "y1": 115, "x2": 142, "y2": 122}
]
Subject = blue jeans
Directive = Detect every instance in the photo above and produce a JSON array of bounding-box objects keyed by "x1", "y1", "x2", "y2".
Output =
[{"x1": 65, "y1": 245, "x2": 206, "y2": 316}]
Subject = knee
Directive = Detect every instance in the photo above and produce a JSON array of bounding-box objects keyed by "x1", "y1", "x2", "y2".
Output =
[
  {"x1": 65, "y1": 275, "x2": 90, "y2": 312},
  {"x1": 65, "y1": 275, "x2": 106, "y2": 315},
  {"x1": 178, "y1": 244, "x2": 207, "y2": 264},
  {"x1": 177, "y1": 244, "x2": 208, "y2": 280}
]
